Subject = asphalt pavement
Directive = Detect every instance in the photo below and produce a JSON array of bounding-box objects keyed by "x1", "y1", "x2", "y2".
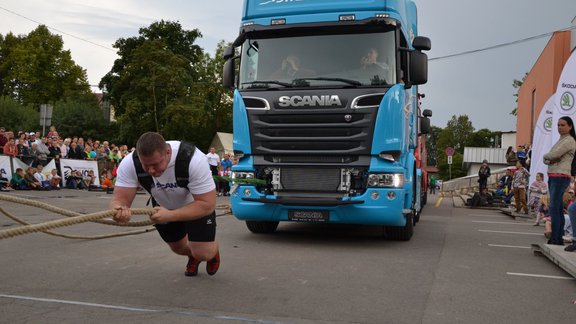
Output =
[{"x1": 0, "y1": 190, "x2": 575, "y2": 324}]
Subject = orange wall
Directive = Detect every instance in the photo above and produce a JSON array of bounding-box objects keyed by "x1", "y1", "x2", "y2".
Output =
[{"x1": 517, "y1": 31, "x2": 572, "y2": 147}]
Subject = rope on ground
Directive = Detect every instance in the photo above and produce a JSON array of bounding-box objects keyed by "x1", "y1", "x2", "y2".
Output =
[
  {"x1": 0, "y1": 207, "x2": 157, "y2": 240},
  {"x1": 0, "y1": 207, "x2": 155, "y2": 240},
  {"x1": 0, "y1": 193, "x2": 152, "y2": 227}
]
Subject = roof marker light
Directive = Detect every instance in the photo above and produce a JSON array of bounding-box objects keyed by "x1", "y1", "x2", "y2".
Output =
[
  {"x1": 375, "y1": 13, "x2": 390, "y2": 18},
  {"x1": 242, "y1": 21, "x2": 254, "y2": 27}
]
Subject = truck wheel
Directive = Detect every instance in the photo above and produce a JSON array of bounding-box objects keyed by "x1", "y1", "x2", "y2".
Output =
[
  {"x1": 384, "y1": 212, "x2": 414, "y2": 241},
  {"x1": 245, "y1": 221, "x2": 279, "y2": 234}
]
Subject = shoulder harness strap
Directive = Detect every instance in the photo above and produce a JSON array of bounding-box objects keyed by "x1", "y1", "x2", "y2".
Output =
[{"x1": 175, "y1": 141, "x2": 195, "y2": 189}]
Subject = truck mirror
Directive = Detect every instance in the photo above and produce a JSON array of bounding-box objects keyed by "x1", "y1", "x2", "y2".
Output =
[
  {"x1": 419, "y1": 117, "x2": 431, "y2": 135},
  {"x1": 423, "y1": 109, "x2": 432, "y2": 117},
  {"x1": 409, "y1": 51, "x2": 428, "y2": 85},
  {"x1": 223, "y1": 59, "x2": 236, "y2": 89},
  {"x1": 223, "y1": 46, "x2": 235, "y2": 60},
  {"x1": 412, "y1": 36, "x2": 431, "y2": 51}
]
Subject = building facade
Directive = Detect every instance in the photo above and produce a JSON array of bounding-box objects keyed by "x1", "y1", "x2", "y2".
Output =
[{"x1": 516, "y1": 31, "x2": 574, "y2": 146}]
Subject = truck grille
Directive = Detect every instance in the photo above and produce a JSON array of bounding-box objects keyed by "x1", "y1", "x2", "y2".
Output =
[{"x1": 280, "y1": 168, "x2": 341, "y2": 192}]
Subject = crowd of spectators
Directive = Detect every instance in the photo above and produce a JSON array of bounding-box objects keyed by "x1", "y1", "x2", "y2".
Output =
[{"x1": 1, "y1": 125, "x2": 133, "y2": 192}]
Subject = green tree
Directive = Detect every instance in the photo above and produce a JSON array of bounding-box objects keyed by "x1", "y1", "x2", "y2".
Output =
[
  {"x1": 0, "y1": 96, "x2": 37, "y2": 132},
  {"x1": 100, "y1": 20, "x2": 202, "y2": 117},
  {"x1": 51, "y1": 94, "x2": 109, "y2": 140},
  {"x1": 437, "y1": 152, "x2": 467, "y2": 180},
  {"x1": 425, "y1": 125, "x2": 442, "y2": 166},
  {"x1": 468, "y1": 128, "x2": 497, "y2": 147},
  {"x1": 437, "y1": 115, "x2": 474, "y2": 154},
  {"x1": 511, "y1": 72, "x2": 528, "y2": 116},
  {"x1": 0, "y1": 25, "x2": 91, "y2": 108}
]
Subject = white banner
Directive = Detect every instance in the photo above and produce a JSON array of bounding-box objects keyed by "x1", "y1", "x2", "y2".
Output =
[
  {"x1": 552, "y1": 49, "x2": 576, "y2": 143},
  {"x1": 529, "y1": 95, "x2": 555, "y2": 185},
  {"x1": 59, "y1": 159, "x2": 100, "y2": 186},
  {"x1": 0, "y1": 155, "x2": 29, "y2": 182},
  {"x1": 0, "y1": 155, "x2": 11, "y2": 181}
]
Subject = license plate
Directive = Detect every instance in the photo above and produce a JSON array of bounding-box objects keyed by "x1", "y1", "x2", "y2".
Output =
[{"x1": 288, "y1": 210, "x2": 329, "y2": 223}]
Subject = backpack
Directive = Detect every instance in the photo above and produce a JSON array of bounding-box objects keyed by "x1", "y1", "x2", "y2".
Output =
[{"x1": 132, "y1": 141, "x2": 196, "y2": 206}]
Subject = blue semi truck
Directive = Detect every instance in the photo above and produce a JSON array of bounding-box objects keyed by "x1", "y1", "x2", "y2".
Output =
[{"x1": 222, "y1": 0, "x2": 431, "y2": 240}]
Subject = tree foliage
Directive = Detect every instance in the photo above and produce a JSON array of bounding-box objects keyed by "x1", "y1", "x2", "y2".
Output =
[
  {"x1": 99, "y1": 20, "x2": 232, "y2": 149},
  {"x1": 0, "y1": 96, "x2": 38, "y2": 132},
  {"x1": 0, "y1": 25, "x2": 91, "y2": 108},
  {"x1": 511, "y1": 72, "x2": 528, "y2": 116},
  {"x1": 51, "y1": 93, "x2": 110, "y2": 140}
]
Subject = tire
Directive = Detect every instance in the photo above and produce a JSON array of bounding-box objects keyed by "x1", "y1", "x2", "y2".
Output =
[
  {"x1": 245, "y1": 221, "x2": 279, "y2": 234},
  {"x1": 384, "y1": 212, "x2": 414, "y2": 241}
]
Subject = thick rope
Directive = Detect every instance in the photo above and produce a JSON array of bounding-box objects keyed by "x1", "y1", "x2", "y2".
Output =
[
  {"x1": 0, "y1": 208, "x2": 155, "y2": 240},
  {"x1": 0, "y1": 207, "x2": 157, "y2": 240},
  {"x1": 0, "y1": 193, "x2": 152, "y2": 227}
]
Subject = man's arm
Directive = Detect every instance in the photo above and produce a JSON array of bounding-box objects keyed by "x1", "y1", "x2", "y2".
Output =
[
  {"x1": 150, "y1": 189, "x2": 217, "y2": 224},
  {"x1": 109, "y1": 186, "x2": 139, "y2": 223}
]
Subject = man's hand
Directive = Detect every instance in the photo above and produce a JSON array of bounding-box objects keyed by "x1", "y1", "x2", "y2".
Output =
[
  {"x1": 151, "y1": 206, "x2": 173, "y2": 224},
  {"x1": 112, "y1": 205, "x2": 132, "y2": 223}
]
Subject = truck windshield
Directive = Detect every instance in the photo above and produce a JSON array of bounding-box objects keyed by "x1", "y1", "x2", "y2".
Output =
[{"x1": 239, "y1": 31, "x2": 396, "y2": 90}]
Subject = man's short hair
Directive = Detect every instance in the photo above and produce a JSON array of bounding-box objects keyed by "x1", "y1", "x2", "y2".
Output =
[{"x1": 136, "y1": 132, "x2": 167, "y2": 157}]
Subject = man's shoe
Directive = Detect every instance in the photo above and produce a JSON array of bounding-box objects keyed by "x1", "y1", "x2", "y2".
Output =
[
  {"x1": 185, "y1": 256, "x2": 200, "y2": 277},
  {"x1": 206, "y1": 250, "x2": 220, "y2": 276},
  {"x1": 565, "y1": 243, "x2": 576, "y2": 252}
]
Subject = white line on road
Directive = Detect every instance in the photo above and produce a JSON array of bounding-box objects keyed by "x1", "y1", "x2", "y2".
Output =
[
  {"x1": 479, "y1": 229, "x2": 542, "y2": 236},
  {"x1": 0, "y1": 294, "x2": 287, "y2": 324},
  {"x1": 488, "y1": 244, "x2": 531, "y2": 249},
  {"x1": 467, "y1": 213, "x2": 509, "y2": 218},
  {"x1": 506, "y1": 272, "x2": 575, "y2": 280},
  {"x1": 473, "y1": 221, "x2": 534, "y2": 226}
]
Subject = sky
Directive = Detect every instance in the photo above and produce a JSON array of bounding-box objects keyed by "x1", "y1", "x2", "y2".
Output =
[{"x1": 0, "y1": 0, "x2": 575, "y2": 132}]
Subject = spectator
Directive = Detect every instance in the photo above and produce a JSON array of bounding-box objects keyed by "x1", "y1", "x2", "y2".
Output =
[
  {"x1": 0, "y1": 127, "x2": 8, "y2": 154},
  {"x1": 24, "y1": 166, "x2": 42, "y2": 190},
  {"x1": 47, "y1": 137, "x2": 61, "y2": 161},
  {"x1": 477, "y1": 160, "x2": 491, "y2": 190},
  {"x1": 77, "y1": 137, "x2": 85, "y2": 151},
  {"x1": 27, "y1": 143, "x2": 41, "y2": 167},
  {"x1": 83, "y1": 169, "x2": 97, "y2": 189},
  {"x1": 505, "y1": 146, "x2": 518, "y2": 166},
  {"x1": 497, "y1": 169, "x2": 514, "y2": 204},
  {"x1": 534, "y1": 194, "x2": 551, "y2": 228},
  {"x1": 528, "y1": 172, "x2": 548, "y2": 214},
  {"x1": 470, "y1": 187, "x2": 494, "y2": 208},
  {"x1": 47, "y1": 125, "x2": 60, "y2": 139},
  {"x1": 47, "y1": 168, "x2": 62, "y2": 190},
  {"x1": 33, "y1": 164, "x2": 51, "y2": 189},
  {"x1": 10, "y1": 168, "x2": 28, "y2": 190},
  {"x1": 66, "y1": 170, "x2": 85, "y2": 189},
  {"x1": 206, "y1": 147, "x2": 221, "y2": 194},
  {"x1": 36, "y1": 137, "x2": 51, "y2": 166},
  {"x1": 517, "y1": 145, "x2": 528, "y2": 168},
  {"x1": 543, "y1": 116, "x2": 576, "y2": 246},
  {"x1": 512, "y1": 161, "x2": 530, "y2": 214},
  {"x1": 67, "y1": 142, "x2": 84, "y2": 160},
  {"x1": 219, "y1": 154, "x2": 233, "y2": 196},
  {"x1": 60, "y1": 138, "x2": 70, "y2": 158},
  {"x1": 100, "y1": 169, "x2": 114, "y2": 191},
  {"x1": 16, "y1": 140, "x2": 32, "y2": 165},
  {"x1": 27, "y1": 132, "x2": 37, "y2": 147},
  {"x1": 15, "y1": 132, "x2": 29, "y2": 148},
  {"x1": 3, "y1": 137, "x2": 17, "y2": 157}
]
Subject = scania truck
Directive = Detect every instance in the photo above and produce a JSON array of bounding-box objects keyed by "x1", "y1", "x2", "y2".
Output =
[{"x1": 223, "y1": 0, "x2": 431, "y2": 240}]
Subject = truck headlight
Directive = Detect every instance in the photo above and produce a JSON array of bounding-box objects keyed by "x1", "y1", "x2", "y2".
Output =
[
  {"x1": 231, "y1": 172, "x2": 255, "y2": 184},
  {"x1": 367, "y1": 173, "x2": 404, "y2": 188}
]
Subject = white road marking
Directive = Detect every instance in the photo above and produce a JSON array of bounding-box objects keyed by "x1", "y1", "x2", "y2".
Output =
[
  {"x1": 506, "y1": 272, "x2": 575, "y2": 280},
  {"x1": 467, "y1": 213, "x2": 509, "y2": 218},
  {"x1": 478, "y1": 229, "x2": 542, "y2": 236},
  {"x1": 473, "y1": 221, "x2": 533, "y2": 226},
  {"x1": 0, "y1": 294, "x2": 286, "y2": 324},
  {"x1": 488, "y1": 244, "x2": 531, "y2": 249}
]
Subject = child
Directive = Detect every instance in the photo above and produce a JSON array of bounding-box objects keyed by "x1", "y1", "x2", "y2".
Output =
[
  {"x1": 100, "y1": 170, "x2": 114, "y2": 191},
  {"x1": 534, "y1": 194, "x2": 551, "y2": 228},
  {"x1": 47, "y1": 169, "x2": 62, "y2": 189},
  {"x1": 527, "y1": 172, "x2": 548, "y2": 214}
]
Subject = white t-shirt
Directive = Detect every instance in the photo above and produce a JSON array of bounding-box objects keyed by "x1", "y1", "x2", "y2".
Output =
[
  {"x1": 115, "y1": 141, "x2": 215, "y2": 210},
  {"x1": 206, "y1": 152, "x2": 220, "y2": 167}
]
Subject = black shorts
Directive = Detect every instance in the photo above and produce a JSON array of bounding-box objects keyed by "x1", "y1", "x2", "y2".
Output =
[{"x1": 154, "y1": 211, "x2": 216, "y2": 243}]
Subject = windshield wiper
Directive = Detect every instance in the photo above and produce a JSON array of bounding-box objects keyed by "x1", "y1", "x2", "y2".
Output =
[
  {"x1": 241, "y1": 80, "x2": 293, "y2": 88},
  {"x1": 293, "y1": 77, "x2": 362, "y2": 86}
]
